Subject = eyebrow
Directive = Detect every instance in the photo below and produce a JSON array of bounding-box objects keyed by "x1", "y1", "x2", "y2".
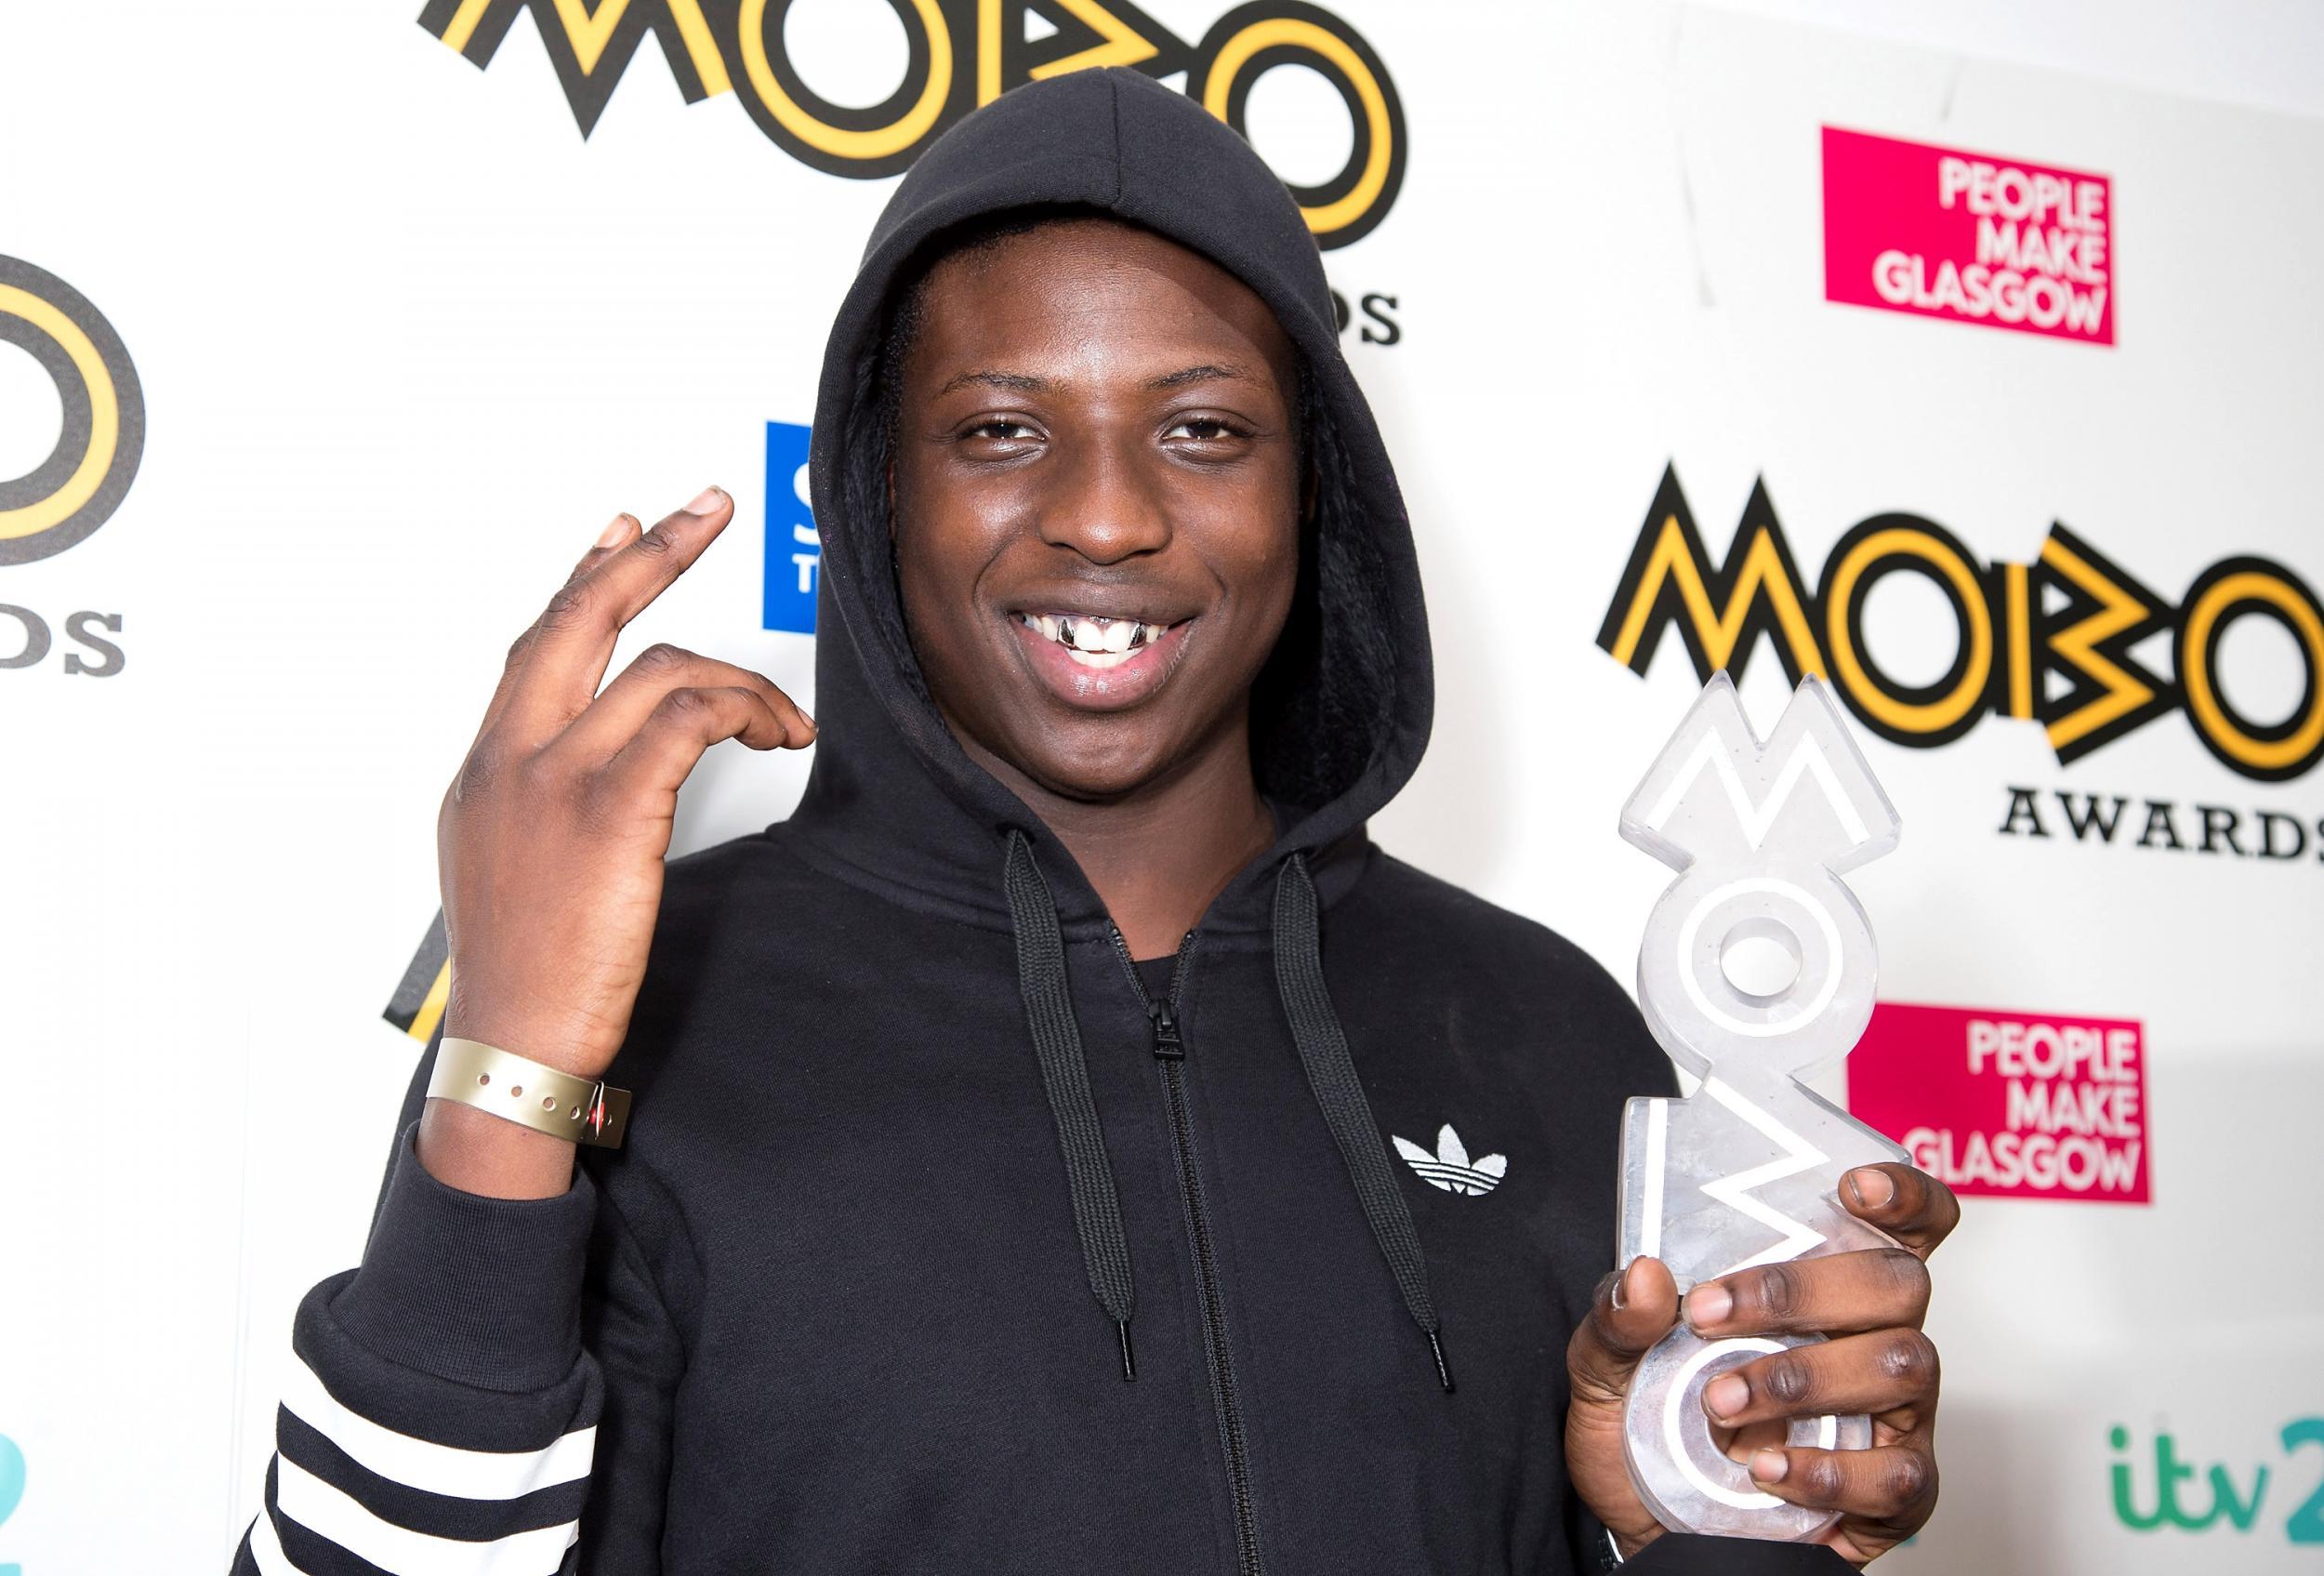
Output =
[
  {"x1": 935, "y1": 369, "x2": 1046, "y2": 396},
  {"x1": 1144, "y1": 362, "x2": 1253, "y2": 391},
  {"x1": 932, "y1": 363, "x2": 1258, "y2": 397}
]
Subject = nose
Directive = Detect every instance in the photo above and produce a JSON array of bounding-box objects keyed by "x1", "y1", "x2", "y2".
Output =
[{"x1": 1037, "y1": 431, "x2": 1171, "y2": 564}]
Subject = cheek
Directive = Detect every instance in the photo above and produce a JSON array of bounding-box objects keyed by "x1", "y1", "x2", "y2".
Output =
[
  {"x1": 1211, "y1": 475, "x2": 1304, "y2": 626},
  {"x1": 893, "y1": 461, "x2": 1002, "y2": 610},
  {"x1": 898, "y1": 558, "x2": 1000, "y2": 697}
]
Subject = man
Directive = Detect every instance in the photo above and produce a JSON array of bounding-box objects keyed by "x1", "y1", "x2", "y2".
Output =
[{"x1": 232, "y1": 68, "x2": 1951, "y2": 1575}]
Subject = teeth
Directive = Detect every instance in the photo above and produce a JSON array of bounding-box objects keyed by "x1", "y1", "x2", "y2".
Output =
[{"x1": 1018, "y1": 611, "x2": 1172, "y2": 664}]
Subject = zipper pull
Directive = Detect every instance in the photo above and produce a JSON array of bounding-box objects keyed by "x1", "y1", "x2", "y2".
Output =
[{"x1": 1148, "y1": 999, "x2": 1184, "y2": 1060}]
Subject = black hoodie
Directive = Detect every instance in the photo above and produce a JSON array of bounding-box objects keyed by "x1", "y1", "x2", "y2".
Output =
[{"x1": 231, "y1": 67, "x2": 1848, "y2": 1576}]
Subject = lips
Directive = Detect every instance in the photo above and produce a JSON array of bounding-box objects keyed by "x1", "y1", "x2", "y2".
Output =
[{"x1": 1006, "y1": 607, "x2": 1195, "y2": 709}]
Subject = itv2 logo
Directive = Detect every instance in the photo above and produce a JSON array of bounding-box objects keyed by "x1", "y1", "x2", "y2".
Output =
[
  {"x1": 2110, "y1": 1421, "x2": 2324, "y2": 1545},
  {"x1": 0, "y1": 1430, "x2": 21, "y2": 1575}
]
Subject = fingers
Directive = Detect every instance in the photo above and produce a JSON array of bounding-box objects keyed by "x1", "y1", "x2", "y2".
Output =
[
  {"x1": 568, "y1": 511, "x2": 640, "y2": 581},
  {"x1": 1841, "y1": 1163, "x2": 1962, "y2": 1258},
  {"x1": 1701, "y1": 1328, "x2": 1940, "y2": 1434},
  {"x1": 1565, "y1": 1256, "x2": 1680, "y2": 1408},
  {"x1": 491, "y1": 487, "x2": 736, "y2": 740},
  {"x1": 596, "y1": 685, "x2": 795, "y2": 808},
  {"x1": 472, "y1": 514, "x2": 643, "y2": 748},
  {"x1": 1682, "y1": 1248, "x2": 1930, "y2": 1340},
  {"x1": 549, "y1": 643, "x2": 814, "y2": 761},
  {"x1": 1745, "y1": 1441, "x2": 1938, "y2": 1532}
]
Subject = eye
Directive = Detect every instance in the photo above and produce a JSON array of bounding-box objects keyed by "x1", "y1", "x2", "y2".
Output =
[
  {"x1": 1162, "y1": 415, "x2": 1248, "y2": 444},
  {"x1": 951, "y1": 416, "x2": 1046, "y2": 458}
]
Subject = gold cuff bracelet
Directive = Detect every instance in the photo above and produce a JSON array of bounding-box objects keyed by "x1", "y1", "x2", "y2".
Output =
[{"x1": 427, "y1": 1036, "x2": 631, "y2": 1149}]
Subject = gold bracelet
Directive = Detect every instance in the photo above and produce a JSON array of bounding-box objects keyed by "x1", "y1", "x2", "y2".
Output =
[{"x1": 427, "y1": 1036, "x2": 632, "y2": 1149}]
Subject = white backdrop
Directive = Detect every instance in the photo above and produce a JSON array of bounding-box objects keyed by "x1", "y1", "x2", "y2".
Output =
[{"x1": 2, "y1": 2, "x2": 2318, "y2": 1569}]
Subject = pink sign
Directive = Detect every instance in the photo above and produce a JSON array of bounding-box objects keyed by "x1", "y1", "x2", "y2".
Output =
[
  {"x1": 1822, "y1": 126, "x2": 2114, "y2": 345},
  {"x1": 1848, "y1": 1002, "x2": 2150, "y2": 1203}
]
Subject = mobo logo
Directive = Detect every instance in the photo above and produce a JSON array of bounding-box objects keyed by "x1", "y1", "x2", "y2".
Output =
[
  {"x1": 1598, "y1": 467, "x2": 2324, "y2": 783},
  {"x1": 0, "y1": 256, "x2": 144, "y2": 567},
  {"x1": 418, "y1": 0, "x2": 1406, "y2": 248}
]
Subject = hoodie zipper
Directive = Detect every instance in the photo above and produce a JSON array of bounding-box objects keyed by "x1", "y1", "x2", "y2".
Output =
[{"x1": 1109, "y1": 922, "x2": 1263, "y2": 1576}]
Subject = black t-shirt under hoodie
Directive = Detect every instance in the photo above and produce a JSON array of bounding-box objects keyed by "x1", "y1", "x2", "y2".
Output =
[{"x1": 232, "y1": 67, "x2": 1847, "y2": 1576}]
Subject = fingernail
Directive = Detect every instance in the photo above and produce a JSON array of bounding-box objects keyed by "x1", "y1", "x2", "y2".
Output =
[
  {"x1": 1683, "y1": 1283, "x2": 1732, "y2": 1331},
  {"x1": 1609, "y1": 1261, "x2": 1631, "y2": 1312},
  {"x1": 1750, "y1": 1449, "x2": 1789, "y2": 1483},
  {"x1": 1848, "y1": 1167, "x2": 1895, "y2": 1210},
  {"x1": 799, "y1": 709, "x2": 817, "y2": 731},
  {"x1": 1703, "y1": 1373, "x2": 1748, "y2": 1420},
  {"x1": 595, "y1": 513, "x2": 634, "y2": 550},
  {"x1": 687, "y1": 484, "x2": 727, "y2": 513}
]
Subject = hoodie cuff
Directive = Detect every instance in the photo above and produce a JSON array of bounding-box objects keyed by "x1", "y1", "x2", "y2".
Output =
[
  {"x1": 328, "y1": 1119, "x2": 599, "y2": 1392},
  {"x1": 1621, "y1": 1534, "x2": 1856, "y2": 1574}
]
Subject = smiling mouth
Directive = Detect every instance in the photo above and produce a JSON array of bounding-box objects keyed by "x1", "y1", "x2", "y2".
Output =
[{"x1": 1010, "y1": 610, "x2": 1178, "y2": 670}]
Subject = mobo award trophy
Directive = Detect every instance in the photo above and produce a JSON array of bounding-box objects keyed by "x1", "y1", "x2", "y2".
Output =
[{"x1": 1615, "y1": 671, "x2": 1907, "y2": 1541}]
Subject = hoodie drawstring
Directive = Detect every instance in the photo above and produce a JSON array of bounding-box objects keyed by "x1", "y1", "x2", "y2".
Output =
[
  {"x1": 1271, "y1": 851, "x2": 1455, "y2": 1393},
  {"x1": 1004, "y1": 828, "x2": 1140, "y2": 1380},
  {"x1": 1001, "y1": 831, "x2": 1451, "y2": 1394}
]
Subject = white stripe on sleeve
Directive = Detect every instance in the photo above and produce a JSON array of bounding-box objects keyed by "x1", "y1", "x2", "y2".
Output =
[
  {"x1": 273, "y1": 1458, "x2": 581, "y2": 1576},
  {"x1": 245, "y1": 1509, "x2": 305, "y2": 1576},
  {"x1": 281, "y1": 1353, "x2": 596, "y2": 1500}
]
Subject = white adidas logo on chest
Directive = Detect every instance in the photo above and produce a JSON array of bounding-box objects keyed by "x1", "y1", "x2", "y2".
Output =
[{"x1": 1393, "y1": 1123, "x2": 1507, "y2": 1196}]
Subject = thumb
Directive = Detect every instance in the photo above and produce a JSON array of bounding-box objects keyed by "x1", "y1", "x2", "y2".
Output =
[{"x1": 1567, "y1": 1255, "x2": 1680, "y2": 1408}]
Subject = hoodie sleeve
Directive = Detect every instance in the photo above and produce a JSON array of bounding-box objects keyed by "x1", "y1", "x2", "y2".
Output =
[
  {"x1": 227, "y1": 1026, "x2": 686, "y2": 1575},
  {"x1": 1618, "y1": 1533, "x2": 1855, "y2": 1572}
]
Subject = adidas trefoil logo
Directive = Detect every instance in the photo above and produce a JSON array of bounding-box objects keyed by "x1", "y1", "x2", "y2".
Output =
[{"x1": 1393, "y1": 1123, "x2": 1507, "y2": 1197}]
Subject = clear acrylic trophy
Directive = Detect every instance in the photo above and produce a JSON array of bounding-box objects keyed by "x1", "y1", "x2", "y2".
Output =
[{"x1": 1616, "y1": 672, "x2": 1908, "y2": 1542}]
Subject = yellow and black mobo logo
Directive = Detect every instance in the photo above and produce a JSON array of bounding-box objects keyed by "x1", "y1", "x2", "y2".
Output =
[
  {"x1": 0, "y1": 258, "x2": 143, "y2": 567},
  {"x1": 1601, "y1": 466, "x2": 2324, "y2": 784},
  {"x1": 419, "y1": 0, "x2": 1406, "y2": 249}
]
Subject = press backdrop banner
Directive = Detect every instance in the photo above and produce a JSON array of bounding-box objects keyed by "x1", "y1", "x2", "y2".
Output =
[{"x1": 2, "y1": 2, "x2": 2317, "y2": 1569}]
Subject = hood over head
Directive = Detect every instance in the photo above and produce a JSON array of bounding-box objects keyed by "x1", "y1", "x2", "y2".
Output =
[
  {"x1": 788, "y1": 65, "x2": 1433, "y2": 940},
  {"x1": 785, "y1": 67, "x2": 1454, "y2": 1393}
]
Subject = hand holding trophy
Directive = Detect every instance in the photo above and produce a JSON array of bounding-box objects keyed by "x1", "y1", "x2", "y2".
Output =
[{"x1": 1615, "y1": 671, "x2": 1908, "y2": 1543}]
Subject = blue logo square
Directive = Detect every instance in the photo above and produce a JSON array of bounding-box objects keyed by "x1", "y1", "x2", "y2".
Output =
[{"x1": 763, "y1": 420, "x2": 818, "y2": 634}]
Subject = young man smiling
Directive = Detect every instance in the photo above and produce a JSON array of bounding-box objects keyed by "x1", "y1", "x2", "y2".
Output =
[{"x1": 232, "y1": 69, "x2": 1956, "y2": 1575}]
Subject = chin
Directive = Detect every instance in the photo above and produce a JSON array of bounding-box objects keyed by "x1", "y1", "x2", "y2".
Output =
[{"x1": 1010, "y1": 723, "x2": 1179, "y2": 802}]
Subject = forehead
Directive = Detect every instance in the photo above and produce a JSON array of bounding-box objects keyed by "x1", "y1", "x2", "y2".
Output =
[{"x1": 905, "y1": 218, "x2": 1297, "y2": 391}]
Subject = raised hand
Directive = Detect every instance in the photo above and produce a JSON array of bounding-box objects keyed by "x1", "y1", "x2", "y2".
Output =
[{"x1": 419, "y1": 487, "x2": 815, "y2": 1197}]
